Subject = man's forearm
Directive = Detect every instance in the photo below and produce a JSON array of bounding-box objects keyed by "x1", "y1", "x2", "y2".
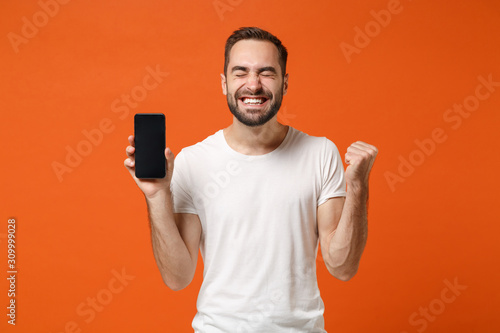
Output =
[
  {"x1": 326, "y1": 184, "x2": 368, "y2": 281},
  {"x1": 146, "y1": 190, "x2": 194, "y2": 290}
]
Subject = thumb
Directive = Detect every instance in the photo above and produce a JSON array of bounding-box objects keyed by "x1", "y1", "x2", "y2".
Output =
[
  {"x1": 345, "y1": 151, "x2": 354, "y2": 166},
  {"x1": 165, "y1": 147, "x2": 175, "y2": 180}
]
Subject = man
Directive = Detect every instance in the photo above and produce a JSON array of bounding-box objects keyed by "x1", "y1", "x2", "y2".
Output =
[{"x1": 124, "y1": 27, "x2": 377, "y2": 332}]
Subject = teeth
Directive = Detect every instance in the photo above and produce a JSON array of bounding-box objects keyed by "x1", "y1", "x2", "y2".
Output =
[{"x1": 243, "y1": 98, "x2": 265, "y2": 105}]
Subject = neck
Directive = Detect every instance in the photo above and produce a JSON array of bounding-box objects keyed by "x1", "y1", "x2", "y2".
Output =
[{"x1": 223, "y1": 117, "x2": 289, "y2": 155}]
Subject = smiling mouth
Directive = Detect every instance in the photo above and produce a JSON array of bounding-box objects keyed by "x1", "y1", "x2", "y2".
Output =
[{"x1": 239, "y1": 96, "x2": 269, "y2": 105}]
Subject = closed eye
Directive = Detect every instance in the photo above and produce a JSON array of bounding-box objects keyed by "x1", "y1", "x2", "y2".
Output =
[
  {"x1": 233, "y1": 71, "x2": 247, "y2": 77},
  {"x1": 259, "y1": 68, "x2": 277, "y2": 77}
]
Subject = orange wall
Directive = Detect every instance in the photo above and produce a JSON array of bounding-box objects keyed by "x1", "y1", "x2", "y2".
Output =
[{"x1": 1, "y1": 0, "x2": 499, "y2": 332}]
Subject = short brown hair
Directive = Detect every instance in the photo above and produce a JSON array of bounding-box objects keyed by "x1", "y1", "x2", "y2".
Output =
[{"x1": 224, "y1": 27, "x2": 288, "y2": 78}]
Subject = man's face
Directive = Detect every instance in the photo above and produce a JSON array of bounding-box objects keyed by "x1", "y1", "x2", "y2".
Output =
[{"x1": 221, "y1": 40, "x2": 288, "y2": 127}]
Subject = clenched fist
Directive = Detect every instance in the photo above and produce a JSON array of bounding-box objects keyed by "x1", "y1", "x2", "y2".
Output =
[{"x1": 344, "y1": 141, "x2": 378, "y2": 188}]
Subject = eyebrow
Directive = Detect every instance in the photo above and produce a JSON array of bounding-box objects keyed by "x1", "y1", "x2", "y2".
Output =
[{"x1": 231, "y1": 66, "x2": 277, "y2": 74}]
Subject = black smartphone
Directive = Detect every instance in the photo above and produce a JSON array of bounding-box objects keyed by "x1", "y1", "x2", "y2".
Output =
[{"x1": 134, "y1": 113, "x2": 166, "y2": 179}]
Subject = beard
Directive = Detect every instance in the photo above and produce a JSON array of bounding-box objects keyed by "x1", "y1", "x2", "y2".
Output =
[{"x1": 226, "y1": 85, "x2": 284, "y2": 127}]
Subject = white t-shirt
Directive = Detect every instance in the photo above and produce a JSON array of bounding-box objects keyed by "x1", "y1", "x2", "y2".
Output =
[{"x1": 171, "y1": 126, "x2": 347, "y2": 332}]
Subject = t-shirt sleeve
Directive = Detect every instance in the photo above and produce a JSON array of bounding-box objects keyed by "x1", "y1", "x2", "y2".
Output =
[
  {"x1": 317, "y1": 138, "x2": 347, "y2": 206},
  {"x1": 170, "y1": 149, "x2": 198, "y2": 214}
]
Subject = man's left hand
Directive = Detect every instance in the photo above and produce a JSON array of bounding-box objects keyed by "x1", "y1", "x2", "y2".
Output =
[{"x1": 344, "y1": 141, "x2": 378, "y2": 188}]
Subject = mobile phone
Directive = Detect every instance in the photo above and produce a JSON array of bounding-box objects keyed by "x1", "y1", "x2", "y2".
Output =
[{"x1": 134, "y1": 113, "x2": 166, "y2": 179}]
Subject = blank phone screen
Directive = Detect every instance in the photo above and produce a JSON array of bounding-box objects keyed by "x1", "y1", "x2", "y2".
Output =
[{"x1": 134, "y1": 113, "x2": 166, "y2": 179}]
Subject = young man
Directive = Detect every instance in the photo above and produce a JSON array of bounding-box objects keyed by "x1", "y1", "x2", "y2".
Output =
[{"x1": 124, "y1": 27, "x2": 377, "y2": 332}]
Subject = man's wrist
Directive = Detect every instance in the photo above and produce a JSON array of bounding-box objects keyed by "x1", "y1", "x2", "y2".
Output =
[
  {"x1": 346, "y1": 180, "x2": 369, "y2": 200},
  {"x1": 145, "y1": 188, "x2": 172, "y2": 203}
]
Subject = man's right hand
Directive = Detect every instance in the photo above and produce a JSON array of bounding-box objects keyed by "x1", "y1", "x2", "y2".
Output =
[
  {"x1": 124, "y1": 134, "x2": 201, "y2": 291},
  {"x1": 123, "y1": 135, "x2": 175, "y2": 199}
]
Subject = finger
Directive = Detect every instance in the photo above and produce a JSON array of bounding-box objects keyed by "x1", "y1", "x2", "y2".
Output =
[
  {"x1": 349, "y1": 141, "x2": 378, "y2": 154},
  {"x1": 124, "y1": 157, "x2": 135, "y2": 169},
  {"x1": 346, "y1": 145, "x2": 366, "y2": 156},
  {"x1": 165, "y1": 147, "x2": 174, "y2": 160},
  {"x1": 128, "y1": 135, "x2": 135, "y2": 147},
  {"x1": 349, "y1": 142, "x2": 370, "y2": 151},
  {"x1": 345, "y1": 146, "x2": 369, "y2": 164},
  {"x1": 125, "y1": 145, "x2": 135, "y2": 157},
  {"x1": 347, "y1": 144, "x2": 378, "y2": 160},
  {"x1": 345, "y1": 155, "x2": 351, "y2": 165},
  {"x1": 345, "y1": 151, "x2": 358, "y2": 165},
  {"x1": 165, "y1": 147, "x2": 175, "y2": 179},
  {"x1": 123, "y1": 158, "x2": 139, "y2": 182}
]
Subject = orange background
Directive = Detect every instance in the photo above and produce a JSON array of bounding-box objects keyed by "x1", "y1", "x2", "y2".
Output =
[{"x1": 1, "y1": 0, "x2": 500, "y2": 332}]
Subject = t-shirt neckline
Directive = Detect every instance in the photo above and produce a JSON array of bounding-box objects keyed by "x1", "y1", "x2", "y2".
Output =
[{"x1": 218, "y1": 126, "x2": 293, "y2": 160}]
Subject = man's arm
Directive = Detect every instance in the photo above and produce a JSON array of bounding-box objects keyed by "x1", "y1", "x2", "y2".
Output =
[
  {"x1": 146, "y1": 192, "x2": 201, "y2": 291},
  {"x1": 124, "y1": 135, "x2": 201, "y2": 291},
  {"x1": 317, "y1": 141, "x2": 377, "y2": 281}
]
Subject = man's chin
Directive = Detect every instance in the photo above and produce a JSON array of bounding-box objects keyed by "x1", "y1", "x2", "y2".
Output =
[
  {"x1": 227, "y1": 96, "x2": 282, "y2": 127},
  {"x1": 235, "y1": 109, "x2": 279, "y2": 127}
]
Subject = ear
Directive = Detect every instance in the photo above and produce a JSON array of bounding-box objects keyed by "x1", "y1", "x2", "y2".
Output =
[
  {"x1": 283, "y1": 73, "x2": 289, "y2": 95},
  {"x1": 221, "y1": 73, "x2": 227, "y2": 95}
]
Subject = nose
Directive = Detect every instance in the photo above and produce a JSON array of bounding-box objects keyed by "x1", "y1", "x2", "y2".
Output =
[{"x1": 245, "y1": 73, "x2": 261, "y2": 92}]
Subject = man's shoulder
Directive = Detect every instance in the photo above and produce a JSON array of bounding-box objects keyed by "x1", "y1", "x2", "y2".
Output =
[
  {"x1": 288, "y1": 127, "x2": 340, "y2": 154},
  {"x1": 177, "y1": 129, "x2": 223, "y2": 158}
]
